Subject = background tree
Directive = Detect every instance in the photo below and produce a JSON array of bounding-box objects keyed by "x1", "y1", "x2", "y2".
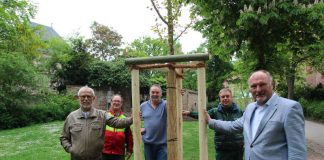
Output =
[
  {"x1": 126, "y1": 36, "x2": 169, "y2": 57},
  {"x1": 45, "y1": 37, "x2": 73, "y2": 91},
  {"x1": 87, "y1": 21, "x2": 122, "y2": 60},
  {"x1": 0, "y1": 53, "x2": 50, "y2": 128},
  {"x1": 0, "y1": 0, "x2": 44, "y2": 57},
  {"x1": 191, "y1": 0, "x2": 324, "y2": 99},
  {"x1": 47, "y1": 34, "x2": 94, "y2": 89}
]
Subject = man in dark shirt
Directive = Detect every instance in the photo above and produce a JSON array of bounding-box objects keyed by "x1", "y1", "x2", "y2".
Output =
[{"x1": 183, "y1": 88, "x2": 244, "y2": 160}]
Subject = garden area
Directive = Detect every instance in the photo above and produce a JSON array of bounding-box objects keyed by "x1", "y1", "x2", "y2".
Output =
[
  {"x1": 0, "y1": 121, "x2": 216, "y2": 160},
  {"x1": 0, "y1": 0, "x2": 323, "y2": 159}
]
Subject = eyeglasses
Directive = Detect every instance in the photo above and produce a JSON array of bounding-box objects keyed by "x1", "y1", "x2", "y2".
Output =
[{"x1": 79, "y1": 95, "x2": 93, "y2": 100}]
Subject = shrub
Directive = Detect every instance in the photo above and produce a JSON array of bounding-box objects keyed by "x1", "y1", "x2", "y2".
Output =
[
  {"x1": 279, "y1": 83, "x2": 324, "y2": 101},
  {"x1": 0, "y1": 93, "x2": 78, "y2": 130},
  {"x1": 31, "y1": 93, "x2": 79, "y2": 122},
  {"x1": 207, "y1": 101, "x2": 219, "y2": 111},
  {"x1": 300, "y1": 98, "x2": 324, "y2": 122}
]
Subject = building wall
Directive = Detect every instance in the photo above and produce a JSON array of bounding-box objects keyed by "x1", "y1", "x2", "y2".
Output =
[
  {"x1": 67, "y1": 85, "x2": 199, "y2": 116},
  {"x1": 305, "y1": 68, "x2": 324, "y2": 87}
]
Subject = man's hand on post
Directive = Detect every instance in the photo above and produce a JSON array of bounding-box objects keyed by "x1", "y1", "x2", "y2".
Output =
[
  {"x1": 126, "y1": 152, "x2": 132, "y2": 160},
  {"x1": 205, "y1": 110, "x2": 211, "y2": 124},
  {"x1": 182, "y1": 110, "x2": 190, "y2": 116},
  {"x1": 140, "y1": 128, "x2": 146, "y2": 135}
]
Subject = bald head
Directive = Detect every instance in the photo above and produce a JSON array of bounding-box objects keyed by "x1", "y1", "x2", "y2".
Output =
[{"x1": 248, "y1": 70, "x2": 274, "y2": 105}]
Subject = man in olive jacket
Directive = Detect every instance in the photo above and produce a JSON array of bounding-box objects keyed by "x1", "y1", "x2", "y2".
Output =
[{"x1": 60, "y1": 86, "x2": 133, "y2": 160}]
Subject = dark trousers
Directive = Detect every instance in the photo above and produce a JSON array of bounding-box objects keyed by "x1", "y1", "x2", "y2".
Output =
[
  {"x1": 216, "y1": 149, "x2": 244, "y2": 160},
  {"x1": 102, "y1": 153, "x2": 124, "y2": 160}
]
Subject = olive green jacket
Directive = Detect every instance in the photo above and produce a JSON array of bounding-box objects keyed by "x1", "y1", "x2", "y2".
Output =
[{"x1": 60, "y1": 107, "x2": 132, "y2": 160}]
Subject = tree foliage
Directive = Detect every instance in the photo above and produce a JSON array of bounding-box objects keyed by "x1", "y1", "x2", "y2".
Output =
[
  {"x1": 0, "y1": 0, "x2": 44, "y2": 57},
  {"x1": 191, "y1": 0, "x2": 324, "y2": 99},
  {"x1": 127, "y1": 36, "x2": 169, "y2": 57},
  {"x1": 47, "y1": 35, "x2": 95, "y2": 89},
  {"x1": 0, "y1": 53, "x2": 49, "y2": 126},
  {"x1": 87, "y1": 21, "x2": 122, "y2": 60}
]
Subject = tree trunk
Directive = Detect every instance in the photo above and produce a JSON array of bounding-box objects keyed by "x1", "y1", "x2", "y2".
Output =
[
  {"x1": 167, "y1": 0, "x2": 174, "y2": 55},
  {"x1": 252, "y1": 34, "x2": 266, "y2": 70},
  {"x1": 286, "y1": 69, "x2": 295, "y2": 100}
]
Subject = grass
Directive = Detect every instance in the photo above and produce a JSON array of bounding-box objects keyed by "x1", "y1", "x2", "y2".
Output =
[{"x1": 0, "y1": 121, "x2": 216, "y2": 160}]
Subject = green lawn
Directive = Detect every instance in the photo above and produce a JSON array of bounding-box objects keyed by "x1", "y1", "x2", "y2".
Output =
[{"x1": 0, "y1": 121, "x2": 216, "y2": 160}]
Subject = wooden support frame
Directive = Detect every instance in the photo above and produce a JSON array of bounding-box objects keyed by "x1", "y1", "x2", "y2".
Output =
[
  {"x1": 167, "y1": 67, "x2": 179, "y2": 160},
  {"x1": 127, "y1": 54, "x2": 209, "y2": 160},
  {"x1": 131, "y1": 69, "x2": 142, "y2": 160},
  {"x1": 176, "y1": 69, "x2": 183, "y2": 160},
  {"x1": 197, "y1": 67, "x2": 208, "y2": 160},
  {"x1": 125, "y1": 53, "x2": 209, "y2": 65}
]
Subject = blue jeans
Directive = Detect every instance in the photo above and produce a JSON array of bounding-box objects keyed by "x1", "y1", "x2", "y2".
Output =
[{"x1": 144, "y1": 143, "x2": 167, "y2": 160}]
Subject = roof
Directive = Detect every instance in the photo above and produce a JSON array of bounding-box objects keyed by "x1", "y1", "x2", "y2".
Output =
[{"x1": 30, "y1": 22, "x2": 61, "y2": 40}]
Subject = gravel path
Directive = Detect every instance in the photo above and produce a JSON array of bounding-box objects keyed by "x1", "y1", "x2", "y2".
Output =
[{"x1": 306, "y1": 120, "x2": 324, "y2": 160}]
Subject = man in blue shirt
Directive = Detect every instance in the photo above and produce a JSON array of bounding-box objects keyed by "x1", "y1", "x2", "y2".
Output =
[{"x1": 140, "y1": 84, "x2": 167, "y2": 160}]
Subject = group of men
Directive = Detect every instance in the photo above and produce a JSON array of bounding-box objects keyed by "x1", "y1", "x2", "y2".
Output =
[{"x1": 60, "y1": 70, "x2": 307, "y2": 160}]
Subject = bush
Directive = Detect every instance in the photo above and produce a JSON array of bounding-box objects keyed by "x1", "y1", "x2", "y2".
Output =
[
  {"x1": 207, "y1": 101, "x2": 219, "y2": 111},
  {"x1": 0, "y1": 93, "x2": 79, "y2": 130},
  {"x1": 30, "y1": 93, "x2": 79, "y2": 122},
  {"x1": 278, "y1": 83, "x2": 324, "y2": 101},
  {"x1": 300, "y1": 98, "x2": 324, "y2": 122}
]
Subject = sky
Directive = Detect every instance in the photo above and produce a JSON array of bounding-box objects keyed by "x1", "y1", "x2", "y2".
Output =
[{"x1": 31, "y1": 0, "x2": 204, "y2": 53}]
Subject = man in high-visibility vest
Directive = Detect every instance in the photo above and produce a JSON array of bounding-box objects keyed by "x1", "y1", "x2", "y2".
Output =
[{"x1": 102, "y1": 94, "x2": 133, "y2": 160}]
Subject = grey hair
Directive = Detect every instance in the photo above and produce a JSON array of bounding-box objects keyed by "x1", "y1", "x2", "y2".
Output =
[
  {"x1": 150, "y1": 84, "x2": 162, "y2": 93},
  {"x1": 77, "y1": 86, "x2": 95, "y2": 96}
]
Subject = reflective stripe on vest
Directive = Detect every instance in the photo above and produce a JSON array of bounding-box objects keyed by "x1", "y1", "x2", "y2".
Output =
[{"x1": 105, "y1": 112, "x2": 126, "y2": 132}]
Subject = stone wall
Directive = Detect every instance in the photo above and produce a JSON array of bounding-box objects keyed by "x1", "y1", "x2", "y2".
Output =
[{"x1": 67, "y1": 85, "x2": 198, "y2": 116}]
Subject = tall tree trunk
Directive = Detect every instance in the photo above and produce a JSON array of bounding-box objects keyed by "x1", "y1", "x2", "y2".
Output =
[
  {"x1": 253, "y1": 35, "x2": 266, "y2": 70},
  {"x1": 167, "y1": 0, "x2": 174, "y2": 55},
  {"x1": 286, "y1": 75, "x2": 295, "y2": 99},
  {"x1": 286, "y1": 67, "x2": 296, "y2": 99}
]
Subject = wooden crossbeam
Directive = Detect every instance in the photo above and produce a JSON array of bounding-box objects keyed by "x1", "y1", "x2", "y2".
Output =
[{"x1": 125, "y1": 53, "x2": 209, "y2": 65}]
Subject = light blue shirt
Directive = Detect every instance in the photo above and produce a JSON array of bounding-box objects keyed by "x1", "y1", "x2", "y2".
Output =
[
  {"x1": 140, "y1": 99, "x2": 167, "y2": 144},
  {"x1": 82, "y1": 111, "x2": 89, "y2": 119},
  {"x1": 251, "y1": 93, "x2": 276, "y2": 139}
]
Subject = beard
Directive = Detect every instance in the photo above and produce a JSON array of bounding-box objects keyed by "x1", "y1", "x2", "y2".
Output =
[
  {"x1": 150, "y1": 95, "x2": 160, "y2": 101},
  {"x1": 255, "y1": 95, "x2": 269, "y2": 105},
  {"x1": 80, "y1": 103, "x2": 92, "y2": 111}
]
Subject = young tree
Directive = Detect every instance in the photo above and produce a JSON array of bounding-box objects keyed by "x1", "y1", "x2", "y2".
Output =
[{"x1": 150, "y1": 0, "x2": 194, "y2": 55}]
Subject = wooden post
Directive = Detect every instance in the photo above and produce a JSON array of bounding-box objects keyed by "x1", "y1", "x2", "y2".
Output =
[
  {"x1": 176, "y1": 69, "x2": 183, "y2": 160},
  {"x1": 167, "y1": 67, "x2": 179, "y2": 160},
  {"x1": 131, "y1": 69, "x2": 142, "y2": 160},
  {"x1": 197, "y1": 66, "x2": 208, "y2": 160}
]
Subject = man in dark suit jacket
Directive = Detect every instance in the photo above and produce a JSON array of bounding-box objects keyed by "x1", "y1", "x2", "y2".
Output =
[{"x1": 206, "y1": 70, "x2": 307, "y2": 160}]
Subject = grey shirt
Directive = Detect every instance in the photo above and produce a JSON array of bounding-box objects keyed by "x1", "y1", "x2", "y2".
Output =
[{"x1": 140, "y1": 99, "x2": 167, "y2": 144}]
